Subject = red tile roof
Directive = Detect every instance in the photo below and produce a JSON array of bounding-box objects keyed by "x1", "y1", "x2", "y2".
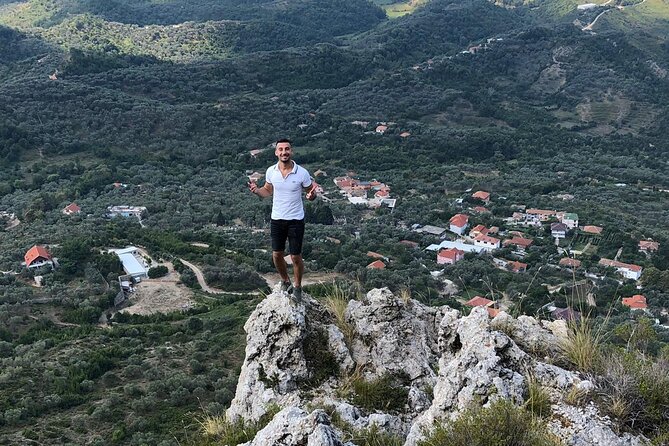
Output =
[
  {"x1": 466, "y1": 296, "x2": 494, "y2": 307},
  {"x1": 559, "y1": 258, "x2": 582, "y2": 268},
  {"x1": 438, "y1": 248, "x2": 464, "y2": 261},
  {"x1": 639, "y1": 240, "x2": 659, "y2": 251},
  {"x1": 472, "y1": 191, "x2": 490, "y2": 201},
  {"x1": 472, "y1": 206, "x2": 490, "y2": 213},
  {"x1": 367, "y1": 251, "x2": 385, "y2": 259},
  {"x1": 503, "y1": 237, "x2": 533, "y2": 248},
  {"x1": 599, "y1": 258, "x2": 642, "y2": 272},
  {"x1": 508, "y1": 261, "x2": 527, "y2": 273},
  {"x1": 449, "y1": 213, "x2": 469, "y2": 228},
  {"x1": 63, "y1": 203, "x2": 81, "y2": 214},
  {"x1": 583, "y1": 225, "x2": 603, "y2": 235},
  {"x1": 25, "y1": 245, "x2": 52, "y2": 266},
  {"x1": 622, "y1": 295, "x2": 647, "y2": 310},
  {"x1": 474, "y1": 234, "x2": 500, "y2": 245},
  {"x1": 366, "y1": 260, "x2": 386, "y2": 269}
]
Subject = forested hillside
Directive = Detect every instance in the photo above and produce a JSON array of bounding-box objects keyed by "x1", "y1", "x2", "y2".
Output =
[{"x1": 1, "y1": 0, "x2": 668, "y2": 444}]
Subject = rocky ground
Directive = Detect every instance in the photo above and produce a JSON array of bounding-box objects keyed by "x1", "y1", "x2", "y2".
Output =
[{"x1": 224, "y1": 286, "x2": 646, "y2": 446}]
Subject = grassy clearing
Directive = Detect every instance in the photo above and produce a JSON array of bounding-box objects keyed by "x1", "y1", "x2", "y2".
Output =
[{"x1": 375, "y1": 0, "x2": 431, "y2": 18}]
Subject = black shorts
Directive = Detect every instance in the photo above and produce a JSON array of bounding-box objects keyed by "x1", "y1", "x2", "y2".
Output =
[{"x1": 270, "y1": 219, "x2": 305, "y2": 255}]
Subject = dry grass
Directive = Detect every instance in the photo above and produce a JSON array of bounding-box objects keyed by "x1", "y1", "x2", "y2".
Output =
[
  {"x1": 559, "y1": 315, "x2": 605, "y2": 374},
  {"x1": 524, "y1": 374, "x2": 551, "y2": 418},
  {"x1": 324, "y1": 282, "x2": 356, "y2": 347}
]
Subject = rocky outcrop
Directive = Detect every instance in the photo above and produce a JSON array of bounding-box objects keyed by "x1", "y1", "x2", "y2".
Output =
[{"x1": 225, "y1": 286, "x2": 647, "y2": 446}]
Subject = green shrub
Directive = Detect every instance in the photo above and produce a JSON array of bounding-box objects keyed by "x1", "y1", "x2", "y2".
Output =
[
  {"x1": 148, "y1": 265, "x2": 169, "y2": 278},
  {"x1": 199, "y1": 404, "x2": 280, "y2": 445},
  {"x1": 348, "y1": 373, "x2": 409, "y2": 413},
  {"x1": 598, "y1": 352, "x2": 669, "y2": 438},
  {"x1": 302, "y1": 326, "x2": 340, "y2": 388},
  {"x1": 418, "y1": 399, "x2": 560, "y2": 446}
]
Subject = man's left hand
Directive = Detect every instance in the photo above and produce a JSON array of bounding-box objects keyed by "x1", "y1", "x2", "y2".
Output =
[{"x1": 306, "y1": 182, "x2": 318, "y2": 201}]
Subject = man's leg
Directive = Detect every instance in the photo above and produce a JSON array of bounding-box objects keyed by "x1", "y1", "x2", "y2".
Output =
[
  {"x1": 290, "y1": 254, "x2": 304, "y2": 288},
  {"x1": 270, "y1": 219, "x2": 291, "y2": 289},
  {"x1": 272, "y1": 251, "x2": 290, "y2": 283}
]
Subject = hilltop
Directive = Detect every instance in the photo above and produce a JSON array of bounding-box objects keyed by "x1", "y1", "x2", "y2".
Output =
[{"x1": 0, "y1": 0, "x2": 668, "y2": 444}]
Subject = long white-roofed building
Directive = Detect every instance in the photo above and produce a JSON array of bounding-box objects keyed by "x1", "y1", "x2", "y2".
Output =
[{"x1": 111, "y1": 247, "x2": 149, "y2": 279}]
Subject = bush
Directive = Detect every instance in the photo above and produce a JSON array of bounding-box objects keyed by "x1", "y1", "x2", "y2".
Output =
[
  {"x1": 148, "y1": 265, "x2": 169, "y2": 278},
  {"x1": 418, "y1": 399, "x2": 560, "y2": 446},
  {"x1": 345, "y1": 372, "x2": 409, "y2": 414}
]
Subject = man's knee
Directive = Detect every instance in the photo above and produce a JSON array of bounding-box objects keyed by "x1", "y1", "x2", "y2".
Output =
[
  {"x1": 272, "y1": 251, "x2": 285, "y2": 261},
  {"x1": 290, "y1": 254, "x2": 303, "y2": 265}
]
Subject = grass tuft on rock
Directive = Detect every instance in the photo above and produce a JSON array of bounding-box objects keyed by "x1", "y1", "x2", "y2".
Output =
[{"x1": 418, "y1": 399, "x2": 561, "y2": 446}]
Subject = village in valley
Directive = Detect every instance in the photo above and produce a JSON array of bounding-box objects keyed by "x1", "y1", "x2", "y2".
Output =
[{"x1": 409, "y1": 189, "x2": 661, "y2": 323}]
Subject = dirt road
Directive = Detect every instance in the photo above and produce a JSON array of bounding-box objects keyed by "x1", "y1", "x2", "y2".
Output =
[{"x1": 179, "y1": 258, "x2": 261, "y2": 295}]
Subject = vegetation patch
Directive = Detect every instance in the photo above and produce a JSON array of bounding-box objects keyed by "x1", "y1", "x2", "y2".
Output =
[
  {"x1": 302, "y1": 326, "x2": 340, "y2": 388},
  {"x1": 417, "y1": 399, "x2": 561, "y2": 446},
  {"x1": 344, "y1": 371, "x2": 410, "y2": 413}
]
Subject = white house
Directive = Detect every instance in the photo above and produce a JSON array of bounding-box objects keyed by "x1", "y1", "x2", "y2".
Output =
[
  {"x1": 473, "y1": 234, "x2": 500, "y2": 251},
  {"x1": 599, "y1": 258, "x2": 643, "y2": 281},
  {"x1": 449, "y1": 214, "x2": 469, "y2": 235}
]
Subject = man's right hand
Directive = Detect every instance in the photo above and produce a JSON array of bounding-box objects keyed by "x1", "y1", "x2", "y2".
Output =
[{"x1": 248, "y1": 181, "x2": 258, "y2": 194}]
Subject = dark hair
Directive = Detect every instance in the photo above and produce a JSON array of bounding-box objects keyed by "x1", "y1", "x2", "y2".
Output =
[{"x1": 276, "y1": 138, "x2": 292, "y2": 145}]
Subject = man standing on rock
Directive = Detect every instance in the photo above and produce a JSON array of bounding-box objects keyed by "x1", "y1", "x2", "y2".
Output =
[{"x1": 248, "y1": 139, "x2": 317, "y2": 300}]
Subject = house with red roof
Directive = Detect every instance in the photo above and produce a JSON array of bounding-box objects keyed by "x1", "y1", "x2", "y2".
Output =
[
  {"x1": 24, "y1": 245, "x2": 54, "y2": 269},
  {"x1": 366, "y1": 260, "x2": 386, "y2": 270},
  {"x1": 437, "y1": 248, "x2": 465, "y2": 265},
  {"x1": 622, "y1": 295, "x2": 647, "y2": 310},
  {"x1": 62, "y1": 203, "x2": 81, "y2": 215},
  {"x1": 639, "y1": 240, "x2": 659, "y2": 254},
  {"x1": 449, "y1": 214, "x2": 469, "y2": 235},
  {"x1": 507, "y1": 260, "x2": 527, "y2": 273},
  {"x1": 582, "y1": 225, "x2": 603, "y2": 235},
  {"x1": 465, "y1": 296, "x2": 499, "y2": 317},
  {"x1": 503, "y1": 236, "x2": 534, "y2": 251},
  {"x1": 472, "y1": 191, "x2": 490, "y2": 203},
  {"x1": 469, "y1": 224, "x2": 489, "y2": 238},
  {"x1": 375, "y1": 125, "x2": 388, "y2": 134},
  {"x1": 466, "y1": 296, "x2": 493, "y2": 307},
  {"x1": 599, "y1": 258, "x2": 643, "y2": 281},
  {"x1": 559, "y1": 258, "x2": 582, "y2": 268},
  {"x1": 474, "y1": 234, "x2": 500, "y2": 251},
  {"x1": 526, "y1": 209, "x2": 556, "y2": 221}
]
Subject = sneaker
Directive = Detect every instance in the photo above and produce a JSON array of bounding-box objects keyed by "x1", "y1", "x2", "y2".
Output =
[
  {"x1": 279, "y1": 280, "x2": 293, "y2": 293},
  {"x1": 292, "y1": 286, "x2": 302, "y2": 301}
]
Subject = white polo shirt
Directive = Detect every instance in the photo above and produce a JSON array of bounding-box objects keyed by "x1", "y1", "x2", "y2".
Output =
[{"x1": 265, "y1": 161, "x2": 312, "y2": 220}]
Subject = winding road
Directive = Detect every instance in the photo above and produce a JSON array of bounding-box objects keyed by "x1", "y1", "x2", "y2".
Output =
[{"x1": 178, "y1": 258, "x2": 261, "y2": 295}]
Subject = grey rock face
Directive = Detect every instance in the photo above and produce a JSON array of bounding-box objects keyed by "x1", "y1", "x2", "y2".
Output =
[
  {"x1": 226, "y1": 289, "x2": 308, "y2": 422},
  {"x1": 226, "y1": 287, "x2": 647, "y2": 446},
  {"x1": 346, "y1": 288, "x2": 444, "y2": 384},
  {"x1": 548, "y1": 402, "x2": 647, "y2": 446},
  {"x1": 240, "y1": 407, "x2": 343, "y2": 446}
]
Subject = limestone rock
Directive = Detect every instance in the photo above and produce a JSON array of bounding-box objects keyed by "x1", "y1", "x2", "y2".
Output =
[
  {"x1": 240, "y1": 407, "x2": 343, "y2": 446},
  {"x1": 548, "y1": 402, "x2": 647, "y2": 446},
  {"x1": 346, "y1": 288, "x2": 444, "y2": 384},
  {"x1": 225, "y1": 287, "x2": 648, "y2": 446},
  {"x1": 226, "y1": 289, "x2": 308, "y2": 422},
  {"x1": 491, "y1": 312, "x2": 562, "y2": 357}
]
